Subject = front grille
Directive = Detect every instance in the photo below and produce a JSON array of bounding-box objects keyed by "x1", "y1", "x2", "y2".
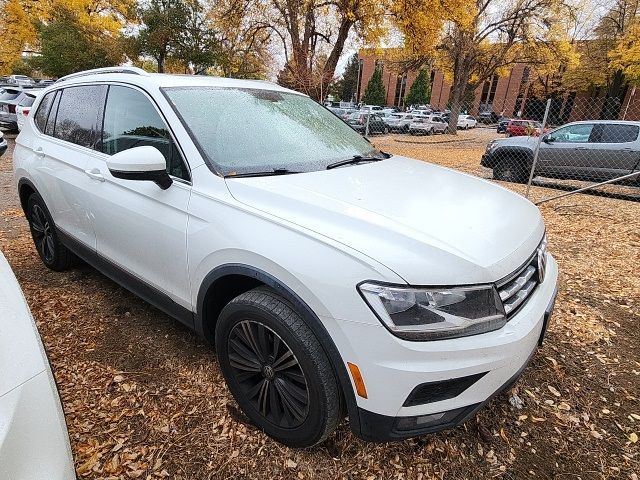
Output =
[{"x1": 497, "y1": 240, "x2": 545, "y2": 318}]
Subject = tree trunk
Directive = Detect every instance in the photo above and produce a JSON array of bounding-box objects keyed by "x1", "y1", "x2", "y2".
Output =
[{"x1": 157, "y1": 51, "x2": 165, "y2": 73}]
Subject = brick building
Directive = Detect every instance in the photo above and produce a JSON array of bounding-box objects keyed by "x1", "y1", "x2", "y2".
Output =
[{"x1": 356, "y1": 49, "x2": 640, "y2": 122}]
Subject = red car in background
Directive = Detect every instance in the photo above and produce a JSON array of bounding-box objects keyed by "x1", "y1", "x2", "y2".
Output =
[{"x1": 506, "y1": 119, "x2": 550, "y2": 137}]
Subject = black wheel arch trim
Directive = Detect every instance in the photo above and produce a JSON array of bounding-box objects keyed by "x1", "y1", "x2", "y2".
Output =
[
  {"x1": 195, "y1": 263, "x2": 363, "y2": 437},
  {"x1": 17, "y1": 177, "x2": 40, "y2": 216}
]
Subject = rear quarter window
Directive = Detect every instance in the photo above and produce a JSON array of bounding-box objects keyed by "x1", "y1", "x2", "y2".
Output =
[
  {"x1": 599, "y1": 124, "x2": 640, "y2": 143},
  {"x1": 33, "y1": 91, "x2": 56, "y2": 132}
]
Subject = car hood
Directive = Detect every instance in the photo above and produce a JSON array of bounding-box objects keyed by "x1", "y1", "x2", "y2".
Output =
[
  {"x1": 495, "y1": 135, "x2": 538, "y2": 148},
  {"x1": 225, "y1": 156, "x2": 545, "y2": 285}
]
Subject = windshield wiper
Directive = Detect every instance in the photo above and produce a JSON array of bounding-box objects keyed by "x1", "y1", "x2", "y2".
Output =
[
  {"x1": 326, "y1": 154, "x2": 389, "y2": 170},
  {"x1": 224, "y1": 168, "x2": 300, "y2": 178}
]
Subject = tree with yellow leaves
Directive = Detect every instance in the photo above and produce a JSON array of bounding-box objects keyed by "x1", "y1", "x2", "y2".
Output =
[
  {"x1": 0, "y1": 0, "x2": 134, "y2": 76},
  {"x1": 393, "y1": 0, "x2": 578, "y2": 133},
  {"x1": 609, "y1": 22, "x2": 640, "y2": 84}
]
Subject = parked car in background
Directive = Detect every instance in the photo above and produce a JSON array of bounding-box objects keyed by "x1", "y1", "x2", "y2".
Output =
[
  {"x1": 16, "y1": 90, "x2": 41, "y2": 131},
  {"x1": 346, "y1": 112, "x2": 389, "y2": 134},
  {"x1": 0, "y1": 131, "x2": 7, "y2": 157},
  {"x1": 479, "y1": 111, "x2": 500, "y2": 124},
  {"x1": 505, "y1": 119, "x2": 547, "y2": 137},
  {"x1": 409, "y1": 115, "x2": 448, "y2": 135},
  {"x1": 457, "y1": 114, "x2": 477, "y2": 129},
  {"x1": 327, "y1": 106, "x2": 354, "y2": 120},
  {"x1": 0, "y1": 87, "x2": 25, "y2": 131},
  {"x1": 384, "y1": 113, "x2": 416, "y2": 133},
  {"x1": 482, "y1": 120, "x2": 640, "y2": 184},
  {"x1": 359, "y1": 105, "x2": 383, "y2": 113},
  {"x1": 37, "y1": 79, "x2": 55, "y2": 87},
  {"x1": 380, "y1": 107, "x2": 399, "y2": 116},
  {"x1": 0, "y1": 251, "x2": 75, "y2": 479},
  {"x1": 7, "y1": 75, "x2": 34, "y2": 86},
  {"x1": 14, "y1": 67, "x2": 558, "y2": 448},
  {"x1": 497, "y1": 118, "x2": 511, "y2": 133}
]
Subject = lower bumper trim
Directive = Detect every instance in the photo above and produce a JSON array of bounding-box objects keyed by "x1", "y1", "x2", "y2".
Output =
[{"x1": 354, "y1": 345, "x2": 539, "y2": 442}]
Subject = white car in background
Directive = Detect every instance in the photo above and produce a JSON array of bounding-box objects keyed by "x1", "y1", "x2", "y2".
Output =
[
  {"x1": 0, "y1": 251, "x2": 75, "y2": 479},
  {"x1": 16, "y1": 90, "x2": 42, "y2": 131},
  {"x1": 457, "y1": 114, "x2": 477, "y2": 129},
  {"x1": 409, "y1": 114, "x2": 448, "y2": 135},
  {"x1": 384, "y1": 113, "x2": 417, "y2": 133}
]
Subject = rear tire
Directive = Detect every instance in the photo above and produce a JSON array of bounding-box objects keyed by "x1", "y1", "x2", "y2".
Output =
[
  {"x1": 27, "y1": 193, "x2": 77, "y2": 271},
  {"x1": 215, "y1": 287, "x2": 342, "y2": 447}
]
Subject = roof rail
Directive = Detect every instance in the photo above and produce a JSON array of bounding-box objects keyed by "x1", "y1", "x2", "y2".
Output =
[{"x1": 55, "y1": 66, "x2": 150, "y2": 84}]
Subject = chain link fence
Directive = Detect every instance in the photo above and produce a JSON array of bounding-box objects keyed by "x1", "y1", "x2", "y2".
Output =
[{"x1": 337, "y1": 98, "x2": 639, "y2": 204}]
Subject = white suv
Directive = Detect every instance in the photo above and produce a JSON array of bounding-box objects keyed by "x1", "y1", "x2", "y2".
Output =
[{"x1": 13, "y1": 67, "x2": 558, "y2": 447}]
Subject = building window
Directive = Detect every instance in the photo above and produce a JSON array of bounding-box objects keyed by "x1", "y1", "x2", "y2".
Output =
[{"x1": 394, "y1": 73, "x2": 407, "y2": 107}]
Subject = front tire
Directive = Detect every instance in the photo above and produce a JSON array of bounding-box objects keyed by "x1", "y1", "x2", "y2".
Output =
[
  {"x1": 215, "y1": 287, "x2": 342, "y2": 447},
  {"x1": 27, "y1": 193, "x2": 77, "y2": 271}
]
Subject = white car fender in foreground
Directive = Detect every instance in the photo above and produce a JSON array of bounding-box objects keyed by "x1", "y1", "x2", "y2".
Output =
[{"x1": 0, "y1": 251, "x2": 75, "y2": 479}]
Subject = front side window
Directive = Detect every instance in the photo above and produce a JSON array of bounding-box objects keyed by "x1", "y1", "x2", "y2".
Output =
[
  {"x1": 54, "y1": 85, "x2": 107, "y2": 150},
  {"x1": 549, "y1": 123, "x2": 593, "y2": 143},
  {"x1": 102, "y1": 85, "x2": 189, "y2": 181},
  {"x1": 163, "y1": 87, "x2": 379, "y2": 175},
  {"x1": 34, "y1": 91, "x2": 55, "y2": 132}
]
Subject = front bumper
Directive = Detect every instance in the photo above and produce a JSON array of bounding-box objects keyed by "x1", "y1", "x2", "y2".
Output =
[
  {"x1": 337, "y1": 254, "x2": 558, "y2": 442},
  {"x1": 481, "y1": 151, "x2": 497, "y2": 168}
]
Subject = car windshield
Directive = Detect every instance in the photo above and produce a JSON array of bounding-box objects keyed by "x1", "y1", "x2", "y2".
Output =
[{"x1": 164, "y1": 87, "x2": 379, "y2": 175}]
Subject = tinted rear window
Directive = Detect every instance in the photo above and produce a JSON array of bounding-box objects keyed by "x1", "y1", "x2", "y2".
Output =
[
  {"x1": 20, "y1": 95, "x2": 36, "y2": 107},
  {"x1": 599, "y1": 124, "x2": 639, "y2": 143},
  {"x1": 53, "y1": 85, "x2": 107, "y2": 150},
  {"x1": 0, "y1": 90, "x2": 21, "y2": 101}
]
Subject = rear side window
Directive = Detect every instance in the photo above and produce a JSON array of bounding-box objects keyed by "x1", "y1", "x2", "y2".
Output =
[
  {"x1": 34, "y1": 91, "x2": 55, "y2": 132},
  {"x1": 598, "y1": 124, "x2": 639, "y2": 143},
  {"x1": 20, "y1": 94, "x2": 36, "y2": 107},
  {"x1": 102, "y1": 85, "x2": 190, "y2": 181},
  {"x1": 53, "y1": 85, "x2": 107, "y2": 150},
  {"x1": 0, "y1": 89, "x2": 21, "y2": 101}
]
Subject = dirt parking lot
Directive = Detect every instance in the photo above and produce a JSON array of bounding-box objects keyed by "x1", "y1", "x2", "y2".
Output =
[{"x1": 0, "y1": 129, "x2": 638, "y2": 479}]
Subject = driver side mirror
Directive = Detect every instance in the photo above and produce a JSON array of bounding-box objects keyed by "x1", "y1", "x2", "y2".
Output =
[
  {"x1": 542, "y1": 134, "x2": 553, "y2": 144},
  {"x1": 106, "y1": 146, "x2": 172, "y2": 190}
]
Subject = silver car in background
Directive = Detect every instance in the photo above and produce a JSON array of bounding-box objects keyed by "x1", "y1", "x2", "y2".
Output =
[
  {"x1": 384, "y1": 113, "x2": 417, "y2": 133},
  {"x1": 482, "y1": 120, "x2": 640, "y2": 184},
  {"x1": 409, "y1": 114, "x2": 448, "y2": 135}
]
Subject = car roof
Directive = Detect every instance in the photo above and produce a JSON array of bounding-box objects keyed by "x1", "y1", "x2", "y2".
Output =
[{"x1": 52, "y1": 67, "x2": 304, "y2": 97}]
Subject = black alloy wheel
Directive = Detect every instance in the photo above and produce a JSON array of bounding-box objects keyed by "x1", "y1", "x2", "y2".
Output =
[
  {"x1": 227, "y1": 320, "x2": 310, "y2": 428},
  {"x1": 27, "y1": 193, "x2": 76, "y2": 271},
  {"x1": 30, "y1": 203, "x2": 55, "y2": 264},
  {"x1": 216, "y1": 287, "x2": 342, "y2": 447}
]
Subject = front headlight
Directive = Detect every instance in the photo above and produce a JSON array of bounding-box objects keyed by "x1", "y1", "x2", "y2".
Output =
[
  {"x1": 358, "y1": 283, "x2": 506, "y2": 341},
  {"x1": 486, "y1": 140, "x2": 497, "y2": 152}
]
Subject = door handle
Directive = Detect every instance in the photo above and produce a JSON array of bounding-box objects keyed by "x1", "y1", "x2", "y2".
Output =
[
  {"x1": 574, "y1": 147, "x2": 588, "y2": 150},
  {"x1": 84, "y1": 168, "x2": 105, "y2": 182},
  {"x1": 34, "y1": 147, "x2": 45, "y2": 158}
]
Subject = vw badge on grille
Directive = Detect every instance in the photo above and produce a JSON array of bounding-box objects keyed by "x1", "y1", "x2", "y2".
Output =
[{"x1": 537, "y1": 246, "x2": 547, "y2": 283}]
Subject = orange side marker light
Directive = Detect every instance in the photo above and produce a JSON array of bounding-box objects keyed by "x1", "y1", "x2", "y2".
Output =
[{"x1": 347, "y1": 362, "x2": 368, "y2": 399}]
